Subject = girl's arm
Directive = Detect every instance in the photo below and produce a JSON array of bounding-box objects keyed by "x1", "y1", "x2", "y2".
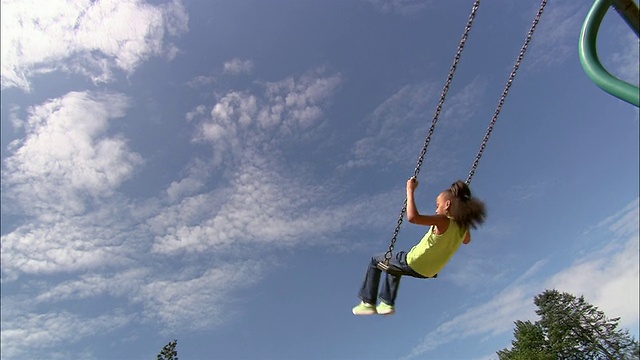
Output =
[
  {"x1": 463, "y1": 231, "x2": 471, "y2": 244},
  {"x1": 406, "y1": 178, "x2": 449, "y2": 232}
]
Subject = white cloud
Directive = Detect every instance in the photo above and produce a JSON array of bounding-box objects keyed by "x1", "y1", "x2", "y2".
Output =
[
  {"x1": 470, "y1": 353, "x2": 501, "y2": 360},
  {"x1": 188, "y1": 58, "x2": 255, "y2": 87},
  {"x1": 33, "y1": 268, "x2": 150, "y2": 303},
  {"x1": 404, "y1": 198, "x2": 640, "y2": 359},
  {"x1": 441, "y1": 76, "x2": 487, "y2": 131},
  {"x1": 166, "y1": 158, "x2": 211, "y2": 202},
  {"x1": 403, "y1": 284, "x2": 537, "y2": 359},
  {"x1": 1, "y1": 258, "x2": 269, "y2": 357},
  {"x1": 186, "y1": 75, "x2": 216, "y2": 88},
  {"x1": 0, "y1": 309, "x2": 130, "y2": 360},
  {"x1": 502, "y1": 180, "x2": 553, "y2": 203},
  {"x1": 7, "y1": 257, "x2": 267, "y2": 336},
  {"x1": 546, "y1": 199, "x2": 640, "y2": 330},
  {"x1": 446, "y1": 252, "x2": 515, "y2": 291},
  {"x1": 23, "y1": 262, "x2": 265, "y2": 331},
  {"x1": 528, "y1": 1, "x2": 584, "y2": 70},
  {"x1": 223, "y1": 58, "x2": 254, "y2": 75},
  {"x1": 192, "y1": 90, "x2": 257, "y2": 165},
  {"x1": 0, "y1": 197, "x2": 147, "y2": 279},
  {"x1": 526, "y1": 1, "x2": 638, "y2": 85},
  {"x1": 134, "y1": 262, "x2": 264, "y2": 330},
  {"x1": 1, "y1": 0, "x2": 189, "y2": 90},
  {"x1": 2, "y1": 91, "x2": 143, "y2": 218},
  {"x1": 366, "y1": 0, "x2": 432, "y2": 15},
  {"x1": 341, "y1": 81, "x2": 437, "y2": 170},
  {"x1": 261, "y1": 69, "x2": 342, "y2": 130},
  {"x1": 150, "y1": 150, "x2": 390, "y2": 255},
  {"x1": 0, "y1": 91, "x2": 146, "y2": 281},
  {"x1": 609, "y1": 32, "x2": 640, "y2": 86},
  {"x1": 185, "y1": 104, "x2": 208, "y2": 121},
  {"x1": 341, "y1": 76, "x2": 483, "y2": 175},
  {"x1": 191, "y1": 69, "x2": 341, "y2": 165}
]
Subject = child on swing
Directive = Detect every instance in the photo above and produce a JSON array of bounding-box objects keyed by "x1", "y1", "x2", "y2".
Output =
[{"x1": 353, "y1": 177, "x2": 486, "y2": 315}]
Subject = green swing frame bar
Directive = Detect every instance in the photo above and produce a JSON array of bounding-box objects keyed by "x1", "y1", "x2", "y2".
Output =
[{"x1": 579, "y1": 0, "x2": 639, "y2": 107}]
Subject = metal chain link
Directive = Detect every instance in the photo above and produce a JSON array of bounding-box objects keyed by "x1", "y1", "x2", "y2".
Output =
[
  {"x1": 383, "y1": 0, "x2": 548, "y2": 266},
  {"x1": 466, "y1": 0, "x2": 548, "y2": 184},
  {"x1": 382, "y1": 0, "x2": 481, "y2": 265}
]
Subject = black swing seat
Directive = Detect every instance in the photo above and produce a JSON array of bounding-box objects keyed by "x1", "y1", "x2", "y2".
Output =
[
  {"x1": 376, "y1": 261, "x2": 404, "y2": 276},
  {"x1": 376, "y1": 261, "x2": 438, "y2": 278}
]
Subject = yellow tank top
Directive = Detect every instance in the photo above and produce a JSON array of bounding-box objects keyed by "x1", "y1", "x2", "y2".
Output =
[{"x1": 406, "y1": 219, "x2": 467, "y2": 277}]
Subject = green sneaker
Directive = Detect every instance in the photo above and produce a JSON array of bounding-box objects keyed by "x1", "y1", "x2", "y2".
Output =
[
  {"x1": 376, "y1": 302, "x2": 395, "y2": 315},
  {"x1": 352, "y1": 301, "x2": 377, "y2": 315}
]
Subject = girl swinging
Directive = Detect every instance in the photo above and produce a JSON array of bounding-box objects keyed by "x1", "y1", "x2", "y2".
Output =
[
  {"x1": 349, "y1": 0, "x2": 545, "y2": 317},
  {"x1": 352, "y1": 177, "x2": 486, "y2": 315}
]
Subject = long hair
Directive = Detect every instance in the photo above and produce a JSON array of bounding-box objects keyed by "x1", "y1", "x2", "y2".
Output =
[{"x1": 444, "y1": 180, "x2": 486, "y2": 230}]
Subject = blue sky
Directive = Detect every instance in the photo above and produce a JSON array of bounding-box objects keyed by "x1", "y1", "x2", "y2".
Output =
[{"x1": 1, "y1": 0, "x2": 638, "y2": 359}]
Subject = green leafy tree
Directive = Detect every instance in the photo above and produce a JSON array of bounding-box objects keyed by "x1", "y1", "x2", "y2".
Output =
[
  {"x1": 498, "y1": 289, "x2": 639, "y2": 360},
  {"x1": 157, "y1": 339, "x2": 178, "y2": 360}
]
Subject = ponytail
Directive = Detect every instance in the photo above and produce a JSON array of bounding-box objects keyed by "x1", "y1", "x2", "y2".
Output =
[{"x1": 445, "y1": 180, "x2": 486, "y2": 230}]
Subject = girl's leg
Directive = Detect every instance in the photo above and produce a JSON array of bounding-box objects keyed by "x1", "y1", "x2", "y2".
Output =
[
  {"x1": 379, "y1": 272, "x2": 401, "y2": 306},
  {"x1": 378, "y1": 251, "x2": 426, "y2": 305},
  {"x1": 358, "y1": 253, "x2": 387, "y2": 304}
]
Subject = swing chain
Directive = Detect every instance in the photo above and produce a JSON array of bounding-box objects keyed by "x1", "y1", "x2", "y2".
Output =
[
  {"x1": 383, "y1": 0, "x2": 548, "y2": 266},
  {"x1": 466, "y1": 0, "x2": 548, "y2": 185},
  {"x1": 383, "y1": 0, "x2": 482, "y2": 264}
]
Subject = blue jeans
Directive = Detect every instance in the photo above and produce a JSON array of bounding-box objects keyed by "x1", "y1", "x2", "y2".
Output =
[{"x1": 358, "y1": 251, "x2": 430, "y2": 306}]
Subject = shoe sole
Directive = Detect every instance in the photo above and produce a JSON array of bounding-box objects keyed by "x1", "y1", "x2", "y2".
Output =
[
  {"x1": 352, "y1": 311, "x2": 377, "y2": 315},
  {"x1": 352, "y1": 309, "x2": 377, "y2": 315}
]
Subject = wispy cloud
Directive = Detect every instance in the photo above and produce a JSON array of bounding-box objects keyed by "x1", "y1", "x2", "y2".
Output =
[
  {"x1": 186, "y1": 75, "x2": 217, "y2": 88},
  {"x1": 403, "y1": 198, "x2": 640, "y2": 359},
  {"x1": 165, "y1": 158, "x2": 212, "y2": 202},
  {"x1": 527, "y1": 1, "x2": 584, "y2": 70},
  {"x1": 223, "y1": 58, "x2": 254, "y2": 75},
  {"x1": 365, "y1": 0, "x2": 432, "y2": 16},
  {"x1": 340, "y1": 81, "x2": 438, "y2": 170},
  {"x1": 524, "y1": 0, "x2": 639, "y2": 88},
  {"x1": 446, "y1": 252, "x2": 519, "y2": 291},
  {"x1": 1, "y1": 0, "x2": 189, "y2": 90},
  {"x1": 502, "y1": 180, "x2": 553, "y2": 203},
  {"x1": 440, "y1": 76, "x2": 488, "y2": 132},
  {"x1": 1, "y1": 216, "x2": 134, "y2": 279},
  {"x1": 4, "y1": 259, "x2": 267, "y2": 327},
  {"x1": 341, "y1": 76, "x2": 485, "y2": 180},
  {"x1": 150, "y1": 149, "x2": 395, "y2": 255},
  {"x1": 186, "y1": 58, "x2": 255, "y2": 88},
  {"x1": 33, "y1": 268, "x2": 151, "y2": 303},
  {"x1": 403, "y1": 284, "x2": 537, "y2": 359},
  {"x1": 609, "y1": 32, "x2": 640, "y2": 86},
  {"x1": 1, "y1": 307, "x2": 130, "y2": 360},
  {"x1": 546, "y1": 199, "x2": 639, "y2": 330}
]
